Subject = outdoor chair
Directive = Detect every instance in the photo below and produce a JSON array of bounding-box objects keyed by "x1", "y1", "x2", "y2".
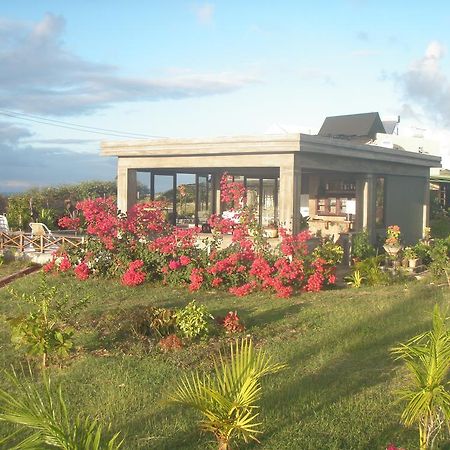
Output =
[
  {"x1": 29, "y1": 222, "x2": 53, "y2": 237},
  {"x1": 0, "y1": 215, "x2": 9, "y2": 233}
]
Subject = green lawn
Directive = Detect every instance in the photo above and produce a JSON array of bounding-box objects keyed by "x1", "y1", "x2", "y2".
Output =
[
  {"x1": 0, "y1": 258, "x2": 33, "y2": 279},
  {"x1": 0, "y1": 273, "x2": 448, "y2": 449}
]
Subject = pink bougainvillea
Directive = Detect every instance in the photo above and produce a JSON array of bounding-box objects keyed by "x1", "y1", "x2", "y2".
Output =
[
  {"x1": 74, "y1": 262, "x2": 90, "y2": 281},
  {"x1": 121, "y1": 259, "x2": 146, "y2": 286}
]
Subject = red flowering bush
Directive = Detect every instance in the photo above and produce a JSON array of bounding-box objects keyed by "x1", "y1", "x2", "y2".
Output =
[
  {"x1": 55, "y1": 182, "x2": 341, "y2": 298},
  {"x1": 220, "y1": 311, "x2": 245, "y2": 333},
  {"x1": 74, "y1": 262, "x2": 90, "y2": 280},
  {"x1": 57, "y1": 216, "x2": 81, "y2": 230},
  {"x1": 121, "y1": 260, "x2": 146, "y2": 286}
]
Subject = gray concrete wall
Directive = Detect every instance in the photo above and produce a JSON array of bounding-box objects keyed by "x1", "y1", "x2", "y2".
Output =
[{"x1": 384, "y1": 175, "x2": 428, "y2": 244}]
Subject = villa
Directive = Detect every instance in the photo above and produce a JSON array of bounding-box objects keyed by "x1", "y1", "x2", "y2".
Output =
[{"x1": 101, "y1": 113, "x2": 441, "y2": 245}]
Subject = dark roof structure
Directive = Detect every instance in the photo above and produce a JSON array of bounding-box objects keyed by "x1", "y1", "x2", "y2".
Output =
[{"x1": 318, "y1": 112, "x2": 386, "y2": 141}]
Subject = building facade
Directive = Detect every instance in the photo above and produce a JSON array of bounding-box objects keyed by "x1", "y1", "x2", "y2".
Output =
[{"x1": 101, "y1": 133, "x2": 440, "y2": 244}]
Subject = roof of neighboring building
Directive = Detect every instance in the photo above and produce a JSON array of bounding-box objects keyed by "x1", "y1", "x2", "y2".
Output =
[
  {"x1": 382, "y1": 120, "x2": 398, "y2": 134},
  {"x1": 318, "y1": 112, "x2": 386, "y2": 139}
]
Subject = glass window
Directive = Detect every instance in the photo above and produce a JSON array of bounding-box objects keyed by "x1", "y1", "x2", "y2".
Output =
[
  {"x1": 154, "y1": 174, "x2": 174, "y2": 223},
  {"x1": 198, "y1": 175, "x2": 213, "y2": 225},
  {"x1": 176, "y1": 174, "x2": 196, "y2": 226},
  {"x1": 245, "y1": 178, "x2": 260, "y2": 219},
  {"x1": 136, "y1": 171, "x2": 151, "y2": 201}
]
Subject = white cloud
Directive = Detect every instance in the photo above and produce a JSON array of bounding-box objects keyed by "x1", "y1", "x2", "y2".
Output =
[
  {"x1": 396, "y1": 41, "x2": 450, "y2": 126},
  {"x1": 0, "y1": 13, "x2": 257, "y2": 116},
  {"x1": 194, "y1": 3, "x2": 214, "y2": 25}
]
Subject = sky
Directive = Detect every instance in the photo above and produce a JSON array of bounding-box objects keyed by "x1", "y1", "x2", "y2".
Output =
[{"x1": 1, "y1": 0, "x2": 450, "y2": 192}]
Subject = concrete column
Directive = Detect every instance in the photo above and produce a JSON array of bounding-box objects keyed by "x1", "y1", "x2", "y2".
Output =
[
  {"x1": 117, "y1": 164, "x2": 137, "y2": 213},
  {"x1": 423, "y1": 176, "x2": 430, "y2": 236},
  {"x1": 358, "y1": 174, "x2": 376, "y2": 242},
  {"x1": 211, "y1": 172, "x2": 223, "y2": 215},
  {"x1": 278, "y1": 157, "x2": 301, "y2": 234}
]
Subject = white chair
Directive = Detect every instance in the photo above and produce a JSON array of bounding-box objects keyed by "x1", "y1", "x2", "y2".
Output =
[
  {"x1": 0, "y1": 215, "x2": 9, "y2": 233},
  {"x1": 29, "y1": 222, "x2": 53, "y2": 237}
]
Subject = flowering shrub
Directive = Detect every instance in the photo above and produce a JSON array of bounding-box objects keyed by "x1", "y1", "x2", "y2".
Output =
[
  {"x1": 57, "y1": 216, "x2": 81, "y2": 230},
  {"x1": 220, "y1": 311, "x2": 245, "y2": 333},
  {"x1": 385, "y1": 225, "x2": 401, "y2": 246},
  {"x1": 74, "y1": 262, "x2": 90, "y2": 281},
  {"x1": 121, "y1": 260, "x2": 146, "y2": 286},
  {"x1": 56, "y1": 179, "x2": 340, "y2": 298}
]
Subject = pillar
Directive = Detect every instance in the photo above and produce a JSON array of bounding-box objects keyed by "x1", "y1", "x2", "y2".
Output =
[
  {"x1": 356, "y1": 174, "x2": 376, "y2": 242},
  {"x1": 117, "y1": 164, "x2": 137, "y2": 213},
  {"x1": 278, "y1": 158, "x2": 301, "y2": 234},
  {"x1": 422, "y1": 176, "x2": 430, "y2": 236}
]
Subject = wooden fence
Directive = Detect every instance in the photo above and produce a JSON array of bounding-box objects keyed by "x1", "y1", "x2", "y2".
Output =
[{"x1": 0, "y1": 232, "x2": 85, "y2": 253}]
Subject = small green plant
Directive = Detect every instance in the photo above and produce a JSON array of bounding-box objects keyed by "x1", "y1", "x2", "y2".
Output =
[
  {"x1": 391, "y1": 305, "x2": 450, "y2": 450},
  {"x1": 352, "y1": 229, "x2": 376, "y2": 261},
  {"x1": 429, "y1": 239, "x2": 450, "y2": 279},
  {"x1": 168, "y1": 338, "x2": 286, "y2": 450},
  {"x1": 0, "y1": 253, "x2": 4, "y2": 267},
  {"x1": 0, "y1": 368, "x2": 123, "y2": 449},
  {"x1": 8, "y1": 275, "x2": 89, "y2": 368},
  {"x1": 313, "y1": 240, "x2": 344, "y2": 265},
  {"x1": 175, "y1": 300, "x2": 211, "y2": 339},
  {"x1": 354, "y1": 256, "x2": 390, "y2": 286},
  {"x1": 345, "y1": 270, "x2": 365, "y2": 288},
  {"x1": 403, "y1": 247, "x2": 418, "y2": 260}
]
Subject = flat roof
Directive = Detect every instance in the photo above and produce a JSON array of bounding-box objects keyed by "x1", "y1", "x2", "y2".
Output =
[{"x1": 101, "y1": 133, "x2": 441, "y2": 168}]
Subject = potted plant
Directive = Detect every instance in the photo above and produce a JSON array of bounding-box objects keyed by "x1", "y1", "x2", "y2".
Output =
[
  {"x1": 383, "y1": 225, "x2": 402, "y2": 257},
  {"x1": 403, "y1": 246, "x2": 421, "y2": 268},
  {"x1": 263, "y1": 220, "x2": 278, "y2": 238}
]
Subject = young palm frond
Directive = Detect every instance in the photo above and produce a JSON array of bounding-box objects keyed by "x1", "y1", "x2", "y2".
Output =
[
  {"x1": 391, "y1": 305, "x2": 450, "y2": 450},
  {"x1": 168, "y1": 338, "x2": 286, "y2": 450},
  {"x1": 0, "y1": 368, "x2": 123, "y2": 450}
]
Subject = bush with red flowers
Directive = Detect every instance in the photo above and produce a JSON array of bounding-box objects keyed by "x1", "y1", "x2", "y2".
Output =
[{"x1": 55, "y1": 176, "x2": 342, "y2": 298}]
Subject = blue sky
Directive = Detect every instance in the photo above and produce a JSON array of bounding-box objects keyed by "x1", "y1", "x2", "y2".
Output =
[{"x1": 1, "y1": 1, "x2": 450, "y2": 191}]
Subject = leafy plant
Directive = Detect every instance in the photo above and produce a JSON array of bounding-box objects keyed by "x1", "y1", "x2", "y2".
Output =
[
  {"x1": 345, "y1": 270, "x2": 365, "y2": 288},
  {"x1": 403, "y1": 246, "x2": 418, "y2": 260},
  {"x1": 8, "y1": 275, "x2": 89, "y2": 368},
  {"x1": 429, "y1": 239, "x2": 450, "y2": 279},
  {"x1": 168, "y1": 338, "x2": 286, "y2": 450},
  {"x1": 391, "y1": 305, "x2": 450, "y2": 450},
  {"x1": 0, "y1": 253, "x2": 4, "y2": 267},
  {"x1": 351, "y1": 229, "x2": 375, "y2": 260},
  {"x1": 145, "y1": 307, "x2": 177, "y2": 338},
  {"x1": 175, "y1": 300, "x2": 211, "y2": 339},
  {"x1": 312, "y1": 240, "x2": 344, "y2": 265},
  {"x1": 0, "y1": 368, "x2": 123, "y2": 449},
  {"x1": 354, "y1": 256, "x2": 390, "y2": 286}
]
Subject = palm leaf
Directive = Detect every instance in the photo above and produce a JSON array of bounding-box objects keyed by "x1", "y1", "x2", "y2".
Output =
[{"x1": 168, "y1": 338, "x2": 286, "y2": 448}]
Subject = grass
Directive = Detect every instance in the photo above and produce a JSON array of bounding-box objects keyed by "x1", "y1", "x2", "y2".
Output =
[
  {"x1": 0, "y1": 258, "x2": 33, "y2": 278},
  {"x1": 0, "y1": 272, "x2": 448, "y2": 449}
]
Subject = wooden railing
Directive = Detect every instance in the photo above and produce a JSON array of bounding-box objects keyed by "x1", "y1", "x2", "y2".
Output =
[{"x1": 0, "y1": 232, "x2": 85, "y2": 253}]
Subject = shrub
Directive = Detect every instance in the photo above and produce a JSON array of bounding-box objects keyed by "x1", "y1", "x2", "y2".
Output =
[
  {"x1": 175, "y1": 300, "x2": 211, "y2": 339},
  {"x1": 220, "y1": 311, "x2": 245, "y2": 333},
  {"x1": 354, "y1": 256, "x2": 390, "y2": 286},
  {"x1": 429, "y1": 238, "x2": 450, "y2": 279},
  {"x1": 7, "y1": 275, "x2": 89, "y2": 368}
]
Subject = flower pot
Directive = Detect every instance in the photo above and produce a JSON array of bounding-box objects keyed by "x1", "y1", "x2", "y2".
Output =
[
  {"x1": 408, "y1": 258, "x2": 421, "y2": 268},
  {"x1": 263, "y1": 228, "x2": 278, "y2": 238},
  {"x1": 383, "y1": 244, "x2": 402, "y2": 257}
]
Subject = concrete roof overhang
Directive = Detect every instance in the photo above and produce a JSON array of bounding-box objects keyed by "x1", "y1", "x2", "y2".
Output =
[{"x1": 101, "y1": 133, "x2": 441, "y2": 170}]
